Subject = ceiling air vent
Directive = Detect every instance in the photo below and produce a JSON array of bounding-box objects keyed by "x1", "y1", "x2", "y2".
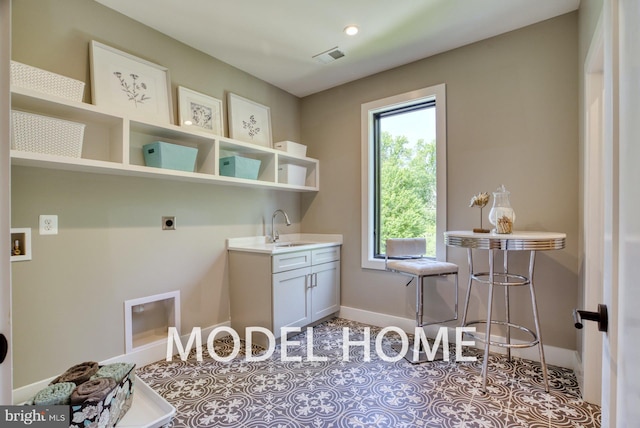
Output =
[{"x1": 312, "y1": 47, "x2": 345, "y2": 64}]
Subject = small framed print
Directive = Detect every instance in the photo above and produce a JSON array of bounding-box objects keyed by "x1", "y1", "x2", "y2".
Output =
[
  {"x1": 178, "y1": 86, "x2": 223, "y2": 135},
  {"x1": 90, "y1": 40, "x2": 173, "y2": 124},
  {"x1": 227, "y1": 93, "x2": 272, "y2": 147}
]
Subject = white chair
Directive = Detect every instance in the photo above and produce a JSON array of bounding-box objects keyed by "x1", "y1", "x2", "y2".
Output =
[{"x1": 385, "y1": 238, "x2": 459, "y2": 363}]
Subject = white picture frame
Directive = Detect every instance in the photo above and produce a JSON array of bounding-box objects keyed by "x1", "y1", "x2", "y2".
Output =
[
  {"x1": 227, "y1": 93, "x2": 272, "y2": 147},
  {"x1": 178, "y1": 86, "x2": 223, "y2": 135},
  {"x1": 90, "y1": 40, "x2": 173, "y2": 124}
]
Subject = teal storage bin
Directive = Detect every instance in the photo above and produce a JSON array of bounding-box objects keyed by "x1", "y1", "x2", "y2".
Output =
[
  {"x1": 219, "y1": 156, "x2": 261, "y2": 180},
  {"x1": 143, "y1": 141, "x2": 198, "y2": 172}
]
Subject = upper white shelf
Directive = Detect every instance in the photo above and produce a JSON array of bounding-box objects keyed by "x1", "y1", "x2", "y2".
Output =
[{"x1": 10, "y1": 87, "x2": 319, "y2": 192}]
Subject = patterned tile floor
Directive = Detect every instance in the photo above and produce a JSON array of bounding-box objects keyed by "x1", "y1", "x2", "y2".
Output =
[{"x1": 138, "y1": 318, "x2": 601, "y2": 427}]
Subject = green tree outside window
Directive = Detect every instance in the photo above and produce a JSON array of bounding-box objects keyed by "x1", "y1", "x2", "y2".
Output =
[{"x1": 379, "y1": 131, "x2": 437, "y2": 257}]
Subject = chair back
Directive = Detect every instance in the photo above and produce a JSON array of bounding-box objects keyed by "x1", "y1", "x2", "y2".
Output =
[{"x1": 386, "y1": 238, "x2": 426, "y2": 258}]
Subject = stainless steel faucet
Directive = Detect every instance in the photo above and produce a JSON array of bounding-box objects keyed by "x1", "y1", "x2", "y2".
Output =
[{"x1": 271, "y1": 209, "x2": 291, "y2": 242}]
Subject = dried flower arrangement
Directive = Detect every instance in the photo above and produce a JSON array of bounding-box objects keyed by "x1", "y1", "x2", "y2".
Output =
[{"x1": 469, "y1": 192, "x2": 490, "y2": 233}]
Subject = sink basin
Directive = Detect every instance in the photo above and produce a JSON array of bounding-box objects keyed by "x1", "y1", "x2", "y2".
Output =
[{"x1": 274, "y1": 242, "x2": 312, "y2": 247}]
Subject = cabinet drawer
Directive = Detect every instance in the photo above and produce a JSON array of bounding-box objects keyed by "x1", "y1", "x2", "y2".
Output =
[
  {"x1": 312, "y1": 246, "x2": 340, "y2": 265},
  {"x1": 272, "y1": 251, "x2": 311, "y2": 273}
]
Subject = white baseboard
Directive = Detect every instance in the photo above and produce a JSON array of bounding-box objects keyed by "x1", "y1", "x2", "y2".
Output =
[
  {"x1": 339, "y1": 305, "x2": 577, "y2": 370},
  {"x1": 12, "y1": 321, "x2": 230, "y2": 404}
]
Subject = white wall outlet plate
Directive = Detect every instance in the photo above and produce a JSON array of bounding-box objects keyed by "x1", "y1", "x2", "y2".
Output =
[{"x1": 39, "y1": 215, "x2": 58, "y2": 235}]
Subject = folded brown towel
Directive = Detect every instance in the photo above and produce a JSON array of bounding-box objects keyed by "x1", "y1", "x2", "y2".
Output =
[
  {"x1": 53, "y1": 361, "x2": 99, "y2": 385},
  {"x1": 69, "y1": 377, "x2": 116, "y2": 405}
]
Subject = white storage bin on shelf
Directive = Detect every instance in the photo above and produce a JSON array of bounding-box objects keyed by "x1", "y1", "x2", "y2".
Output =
[
  {"x1": 11, "y1": 110, "x2": 85, "y2": 158},
  {"x1": 10, "y1": 60, "x2": 85, "y2": 102},
  {"x1": 274, "y1": 140, "x2": 307, "y2": 157},
  {"x1": 279, "y1": 163, "x2": 307, "y2": 186}
]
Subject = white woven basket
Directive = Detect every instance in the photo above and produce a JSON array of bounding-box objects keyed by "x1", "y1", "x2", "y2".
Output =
[
  {"x1": 10, "y1": 61, "x2": 85, "y2": 102},
  {"x1": 11, "y1": 110, "x2": 85, "y2": 158}
]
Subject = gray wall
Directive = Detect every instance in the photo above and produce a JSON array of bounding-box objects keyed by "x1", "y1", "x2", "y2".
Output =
[
  {"x1": 301, "y1": 13, "x2": 579, "y2": 349},
  {"x1": 11, "y1": 0, "x2": 302, "y2": 387}
]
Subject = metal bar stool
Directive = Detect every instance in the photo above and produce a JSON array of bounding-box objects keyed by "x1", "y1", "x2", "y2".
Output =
[{"x1": 385, "y1": 238, "x2": 459, "y2": 363}]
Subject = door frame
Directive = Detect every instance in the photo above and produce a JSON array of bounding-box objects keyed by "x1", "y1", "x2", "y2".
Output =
[
  {"x1": 580, "y1": 11, "x2": 604, "y2": 405},
  {"x1": 600, "y1": 0, "x2": 619, "y2": 425},
  {"x1": 0, "y1": 0, "x2": 13, "y2": 404}
]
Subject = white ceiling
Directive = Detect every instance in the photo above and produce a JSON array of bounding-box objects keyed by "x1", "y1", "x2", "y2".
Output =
[{"x1": 95, "y1": 0, "x2": 580, "y2": 98}]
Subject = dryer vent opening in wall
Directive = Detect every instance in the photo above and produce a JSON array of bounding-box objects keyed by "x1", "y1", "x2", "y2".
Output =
[
  {"x1": 313, "y1": 47, "x2": 345, "y2": 64},
  {"x1": 124, "y1": 291, "x2": 181, "y2": 354}
]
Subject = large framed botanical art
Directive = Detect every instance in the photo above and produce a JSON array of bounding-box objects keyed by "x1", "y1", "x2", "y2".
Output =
[
  {"x1": 90, "y1": 40, "x2": 173, "y2": 124},
  {"x1": 227, "y1": 93, "x2": 272, "y2": 147},
  {"x1": 178, "y1": 86, "x2": 223, "y2": 135}
]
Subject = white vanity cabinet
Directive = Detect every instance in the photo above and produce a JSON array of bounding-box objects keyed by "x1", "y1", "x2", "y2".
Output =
[
  {"x1": 228, "y1": 245, "x2": 340, "y2": 347},
  {"x1": 272, "y1": 246, "x2": 340, "y2": 333}
]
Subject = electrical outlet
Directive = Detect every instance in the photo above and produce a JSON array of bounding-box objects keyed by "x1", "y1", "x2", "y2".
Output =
[
  {"x1": 162, "y1": 216, "x2": 176, "y2": 230},
  {"x1": 39, "y1": 215, "x2": 58, "y2": 235}
]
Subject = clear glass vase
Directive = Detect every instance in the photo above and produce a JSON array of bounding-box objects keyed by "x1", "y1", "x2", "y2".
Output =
[{"x1": 488, "y1": 184, "x2": 515, "y2": 234}]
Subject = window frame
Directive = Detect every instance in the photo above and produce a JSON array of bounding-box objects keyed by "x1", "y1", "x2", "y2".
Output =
[{"x1": 361, "y1": 83, "x2": 447, "y2": 270}]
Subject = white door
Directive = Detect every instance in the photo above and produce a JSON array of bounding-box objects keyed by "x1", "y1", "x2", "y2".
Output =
[
  {"x1": 597, "y1": 1, "x2": 640, "y2": 425},
  {"x1": 610, "y1": 0, "x2": 640, "y2": 425},
  {"x1": 0, "y1": 0, "x2": 13, "y2": 404}
]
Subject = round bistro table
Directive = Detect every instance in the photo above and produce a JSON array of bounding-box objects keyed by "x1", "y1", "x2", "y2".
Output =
[{"x1": 444, "y1": 230, "x2": 566, "y2": 392}]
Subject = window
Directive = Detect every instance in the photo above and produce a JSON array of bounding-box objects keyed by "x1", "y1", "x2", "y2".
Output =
[{"x1": 361, "y1": 84, "x2": 447, "y2": 270}]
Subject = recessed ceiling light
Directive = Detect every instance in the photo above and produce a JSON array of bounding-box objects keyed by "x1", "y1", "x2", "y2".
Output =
[{"x1": 344, "y1": 25, "x2": 359, "y2": 36}]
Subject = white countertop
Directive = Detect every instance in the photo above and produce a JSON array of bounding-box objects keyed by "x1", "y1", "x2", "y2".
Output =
[{"x1": 227, "y1": 233, "x2": 343, "y2": 254}]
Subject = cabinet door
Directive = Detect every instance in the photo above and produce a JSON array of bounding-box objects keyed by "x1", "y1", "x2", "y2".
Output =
[
  {"x1": 273, "y1": 267, "x2": 312, "y2": 336},
  {"x1": 311, "y1": 261, "x2": 340, "y2": 321}
]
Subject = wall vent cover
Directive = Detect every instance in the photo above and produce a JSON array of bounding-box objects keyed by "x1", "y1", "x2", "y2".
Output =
[{"x1": 313, "y1": 47, "x2": 345, "y2": 64}]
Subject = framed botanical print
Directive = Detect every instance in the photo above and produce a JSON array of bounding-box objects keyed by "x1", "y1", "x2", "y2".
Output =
[
  {"x1": 227, "y1": 93, "x2": 272, "y2": 147},
  {"x1": 177, "y1": 86, "x2": 223, "y2": 135},
  {"x1": 90, "y1": 40, "x2": 173, "y2": 124}
]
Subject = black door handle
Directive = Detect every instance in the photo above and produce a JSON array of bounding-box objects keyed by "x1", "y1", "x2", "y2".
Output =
[
  {"x1": 573, "y1": 304, "x2": 608, "y2": 332},
  {"x1": 0, "y1": 333, "x2": 7, "y2": 364}
]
